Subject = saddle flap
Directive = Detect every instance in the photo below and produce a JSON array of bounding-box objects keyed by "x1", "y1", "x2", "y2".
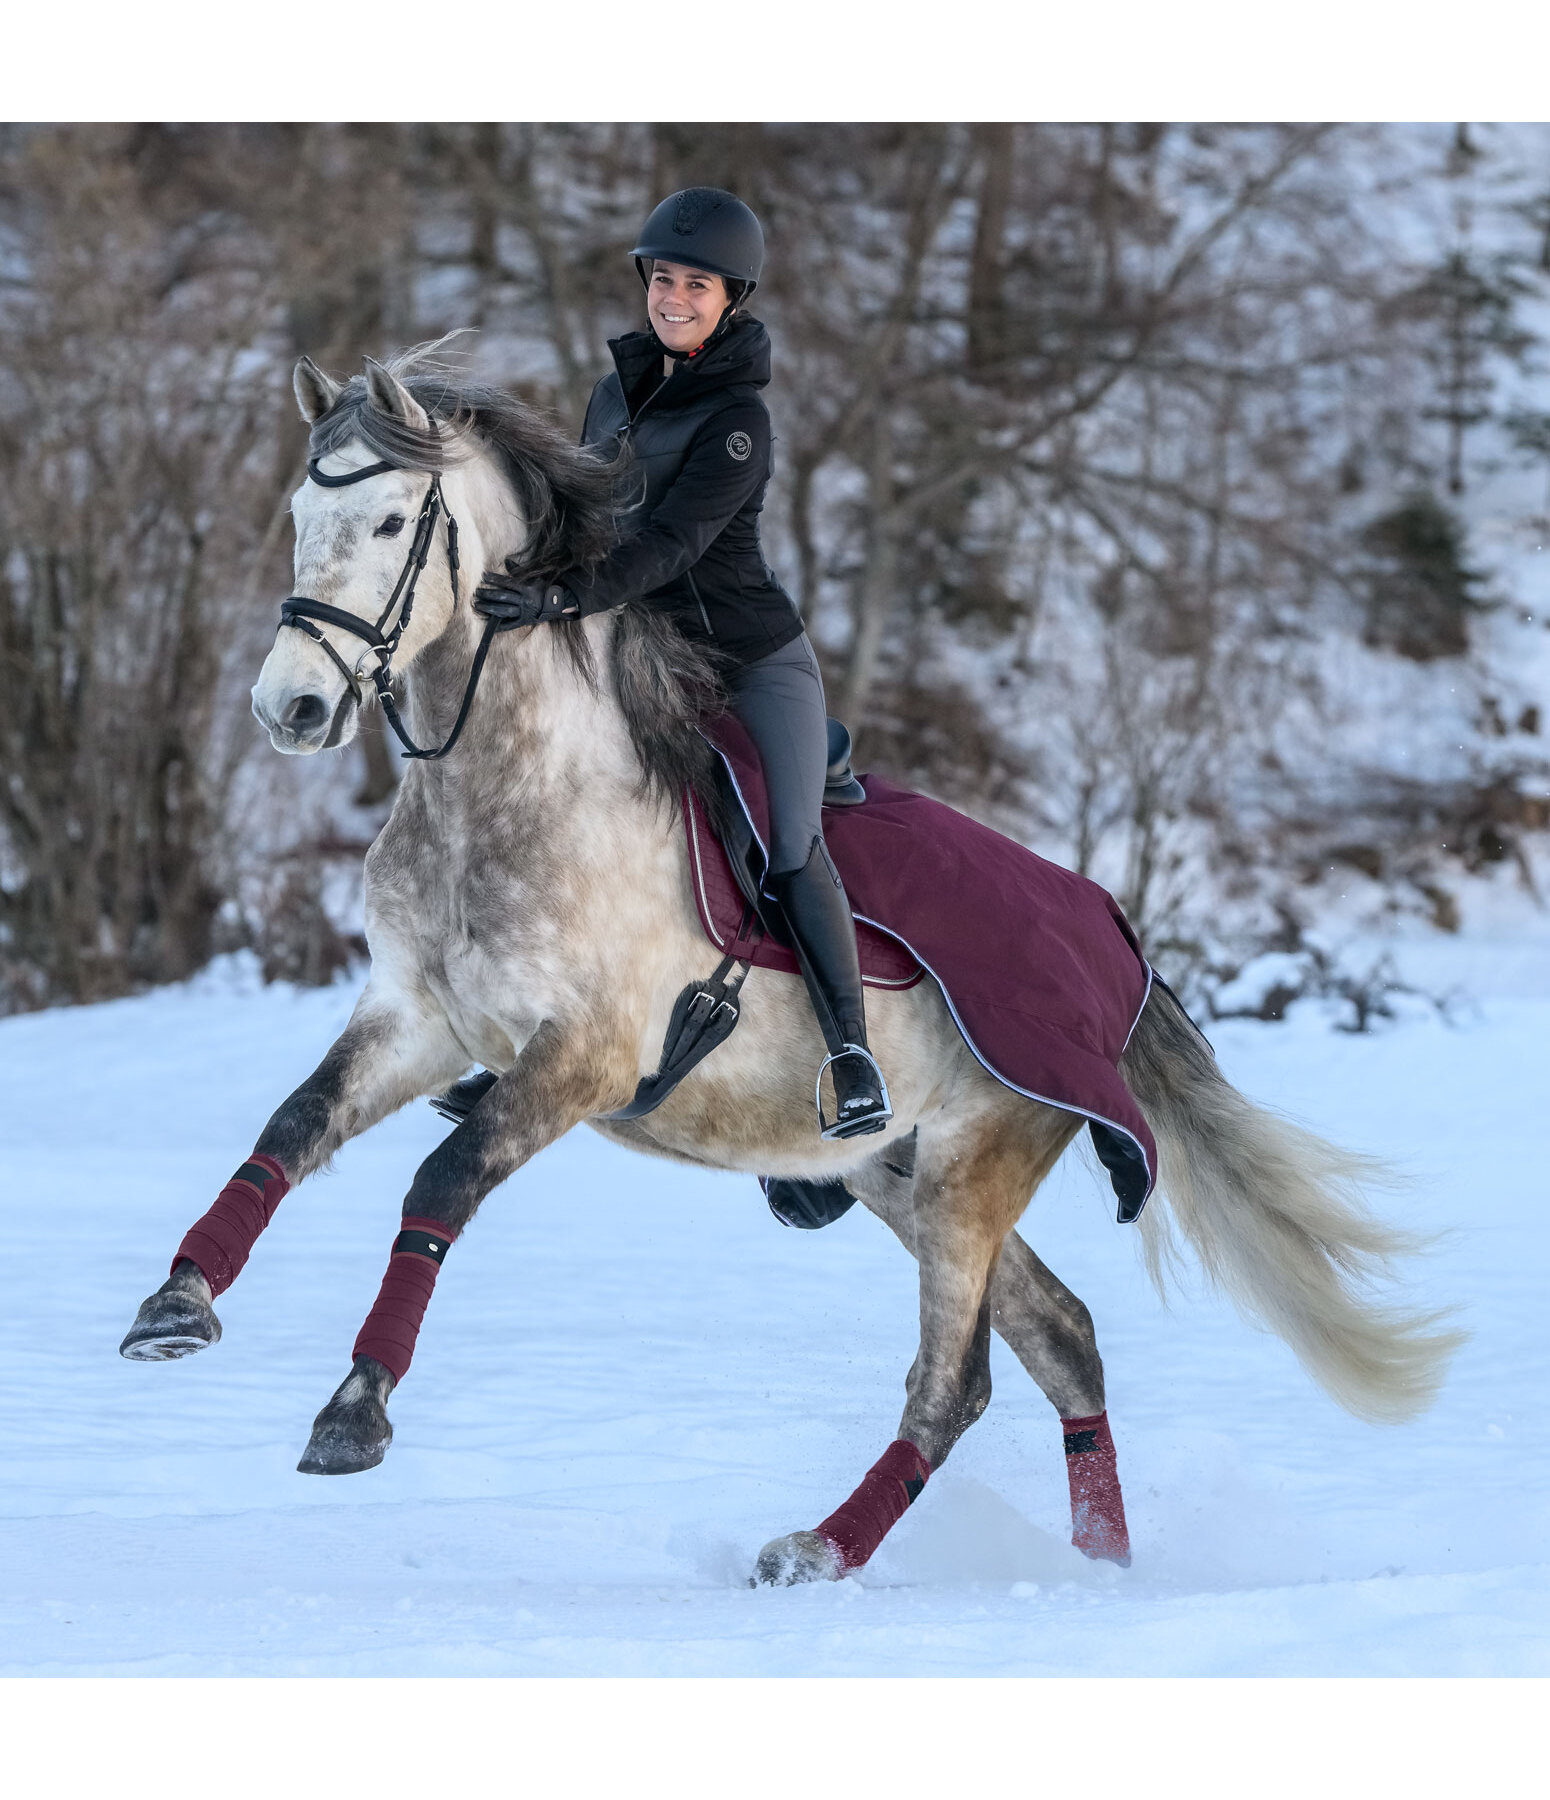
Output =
[{"x1": 703, "y1": 754, "x2": 792, "y2": 944}]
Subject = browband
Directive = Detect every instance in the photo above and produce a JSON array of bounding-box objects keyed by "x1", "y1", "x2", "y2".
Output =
[{"x1": 307, "y1": 455, "x2": 398, "y2": 487}]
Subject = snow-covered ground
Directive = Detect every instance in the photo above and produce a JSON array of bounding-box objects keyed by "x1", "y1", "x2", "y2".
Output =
[{"x1": 1, "y1": 916, "x2": 1546, "y2": 1678}]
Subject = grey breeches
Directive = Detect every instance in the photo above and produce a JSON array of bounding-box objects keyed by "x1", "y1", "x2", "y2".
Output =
[{"x1": 724, "y1": 631, "x2": 831, "y2": 877}]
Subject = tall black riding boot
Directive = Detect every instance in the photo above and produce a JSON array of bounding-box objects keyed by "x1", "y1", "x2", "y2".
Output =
[{"x1": 766, "y1": 837, "x2": 892, "y2": 1140}]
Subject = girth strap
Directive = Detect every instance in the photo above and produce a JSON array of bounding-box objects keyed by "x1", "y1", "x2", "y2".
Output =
[{"x1": 604, "y1": 905, "x2": 763, "y2": 1122}]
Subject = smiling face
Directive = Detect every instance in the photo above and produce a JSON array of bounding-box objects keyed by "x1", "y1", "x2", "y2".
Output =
[{"x1": 647, "y1": 259, "x2": 731, "y2": 354}]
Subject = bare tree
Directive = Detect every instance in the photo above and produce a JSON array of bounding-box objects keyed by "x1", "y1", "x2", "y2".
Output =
[{"x1": 2, "y1": 121, "x2": 1546, "y2": 1013}]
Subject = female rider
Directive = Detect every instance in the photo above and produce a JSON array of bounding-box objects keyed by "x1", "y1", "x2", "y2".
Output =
[{"x1": 472, "y1": 187, "x2": 890, "y2": 1142}]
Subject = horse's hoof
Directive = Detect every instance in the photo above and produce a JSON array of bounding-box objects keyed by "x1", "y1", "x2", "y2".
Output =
[
  {"x1": 751, "y1": 1529, "x2": 845, "y2": 1587},
  {"x1": 119, "y1": 1291, "x2": 222, "y2": 1361},
  {"x1": 1078, "y1": 1540, "x2": 1132, "y2": 1569},
  {"x1": 296, "y1": 1366, "x2": 393, "y2": 1475},
  {"x1": 296, "y1": 1408, "x2": 392, "y2": 1475}
]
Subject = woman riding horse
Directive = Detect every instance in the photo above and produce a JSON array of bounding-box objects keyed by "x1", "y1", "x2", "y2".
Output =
[
  {"x1": 117, "y1": 305, "x2": 1458, "y2": 1585},
  {"x1": 472, "y1": 188, "x2": 891, "y2": 1143}
]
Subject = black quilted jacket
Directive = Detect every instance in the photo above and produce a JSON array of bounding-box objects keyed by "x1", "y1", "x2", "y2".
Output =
[{"x1": 566, "y1": 314, "x2": 805, "y2": 666}]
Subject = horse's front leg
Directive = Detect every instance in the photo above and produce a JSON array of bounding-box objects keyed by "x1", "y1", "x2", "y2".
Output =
[
  {"x1": 119, "y1": 986, "x2": 468, "y2": 1361},
  {"x1": 297, "y1": 1019, "x2": 626, "y2": 1475}
]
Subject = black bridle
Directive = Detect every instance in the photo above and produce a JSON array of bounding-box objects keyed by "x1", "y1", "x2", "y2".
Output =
[{"x1": 278, "y1": 455, "x2": 502, "y2": 762}]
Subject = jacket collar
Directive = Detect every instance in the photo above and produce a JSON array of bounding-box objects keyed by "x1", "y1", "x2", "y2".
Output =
[{"x1": 608, "y1": 314, "x2": 771, "y2": 416}]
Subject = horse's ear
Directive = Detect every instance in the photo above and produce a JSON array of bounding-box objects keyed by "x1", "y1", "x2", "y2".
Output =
[
  {"x1": 363, "y1": 357, "x2": 431, "y2": 432},
  {"x1": 293, "y1": 356, "x2": 343, "y2": 424}
]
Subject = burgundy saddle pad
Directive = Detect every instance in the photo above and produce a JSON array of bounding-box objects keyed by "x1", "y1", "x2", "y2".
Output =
[
  {"x1": 688, "y1": 714, "x2": 1158, "y2": 1202},
  {"x1": 683, "y1": 785, "x2": 924, "y2": 990}
]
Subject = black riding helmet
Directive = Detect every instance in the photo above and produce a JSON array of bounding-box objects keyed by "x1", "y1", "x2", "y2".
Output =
[{"x1": 632, "y1": 187, "x2": 764, "y2": 358}]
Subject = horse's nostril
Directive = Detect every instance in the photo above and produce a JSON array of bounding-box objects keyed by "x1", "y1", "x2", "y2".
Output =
[{"x1": 282, "y1": 693, "x2": 329, "y2": 734}]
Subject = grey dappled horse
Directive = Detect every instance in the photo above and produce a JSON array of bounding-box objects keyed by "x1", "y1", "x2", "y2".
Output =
[{"x1": 122, "y1": 350, "x2": 1461, "y2": 1585}]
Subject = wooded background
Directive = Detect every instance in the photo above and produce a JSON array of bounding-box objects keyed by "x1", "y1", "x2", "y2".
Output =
[{"x1": 3, "y1": 122, "x2": 1548, "y2": 1015}]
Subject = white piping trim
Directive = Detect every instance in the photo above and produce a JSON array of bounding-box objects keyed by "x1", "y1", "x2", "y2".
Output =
[
  {"x1": 1121, "y1": 960, "x2": 1155, "y2": 1053},
  {"x1": 710, "y1": 743, "x2": 766, "y2": 862},
  {"x1": 683, "y1": 795, "x2": 729, "y2": 951}
]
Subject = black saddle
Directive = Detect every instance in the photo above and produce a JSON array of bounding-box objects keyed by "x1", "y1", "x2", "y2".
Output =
[{"x1": 824, "y1": 718, "x2": 867, "y2": 807}]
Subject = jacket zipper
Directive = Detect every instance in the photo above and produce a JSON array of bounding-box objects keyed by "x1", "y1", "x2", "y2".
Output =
[
  {"x1": 622, "y1": 364, "x2": 715, "y2": 639},
  {"x1": 684, "y1": 566, "x2": 714, "y2": 638},
  {"x1": 626, "y1": 362, "x2": 677, "y2": 428},
  {"x1": 617, "y1": 366, "x2": 674, "y2": 497}
]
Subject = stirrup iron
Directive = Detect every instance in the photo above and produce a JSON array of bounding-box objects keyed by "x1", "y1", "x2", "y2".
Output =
[{"x1": 817, "y1": 1043, "x2": 892, "y2": 1140}]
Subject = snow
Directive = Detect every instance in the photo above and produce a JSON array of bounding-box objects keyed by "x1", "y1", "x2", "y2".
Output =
[{"x1": 1, "y1": 933, "x2": 1546, "y2": 1678}]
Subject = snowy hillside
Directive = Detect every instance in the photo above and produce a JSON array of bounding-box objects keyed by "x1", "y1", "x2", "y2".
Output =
[{"x1": 1, "y1": 912, "x2": 1546, "y2": 1677}]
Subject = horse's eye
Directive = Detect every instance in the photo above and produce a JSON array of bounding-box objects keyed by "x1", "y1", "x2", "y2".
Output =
[{"x1": 375, "y1": 514, "x2": 405, "y2": 538}]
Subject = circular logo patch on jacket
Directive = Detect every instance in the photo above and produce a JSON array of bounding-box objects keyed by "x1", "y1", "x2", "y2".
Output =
[{"x1": 726, "y1": 430, "x2": 753, "y2": 462}]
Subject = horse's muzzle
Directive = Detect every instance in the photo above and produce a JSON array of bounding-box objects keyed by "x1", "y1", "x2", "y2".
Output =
[{"x1": 251, "y1": 683, "x2": 356, "y2": 755}]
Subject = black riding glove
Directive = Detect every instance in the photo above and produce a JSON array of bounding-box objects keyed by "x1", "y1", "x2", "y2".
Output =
[{"x1": 473, "y1": 568, "x2": 579, "y2": 629}]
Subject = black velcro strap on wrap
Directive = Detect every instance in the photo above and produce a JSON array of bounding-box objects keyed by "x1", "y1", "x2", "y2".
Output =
[
  {"x1": 392, "y1": 1228, "x2": 454, "y2": 1263},
  {"x1": 1063, "y1": 1428, "x2": 1099, "y2": 1456}
]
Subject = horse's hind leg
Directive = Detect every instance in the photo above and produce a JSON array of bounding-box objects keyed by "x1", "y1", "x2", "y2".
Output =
[
  {"x1": 119, "y1": 984, "x2": 467, "y2": 1361},
  {"x1": 848, "y1": 1116, "x2": 1130, "y2": 1566},
  {"x1": 754, "y1": 1099, "x2": 1071, "y2": 1585},
  {"x1": 992, "y1": 1230, "x2": 1131, "y2": 1563},
  {"x1": 848, "y1": 1123, "x2": 1103, "y2": 1413}
]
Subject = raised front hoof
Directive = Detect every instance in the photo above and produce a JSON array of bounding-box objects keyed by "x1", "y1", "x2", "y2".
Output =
[
  {"x1": 119, "y1": 1293, "x2": 222, "y2": 1361},
  {"x1": 297, "y1": 1381, "x2": 392, "y2": 1476},
  {"x1": 751, "y1": 1529, "x2": 845, "y2": 1588}
]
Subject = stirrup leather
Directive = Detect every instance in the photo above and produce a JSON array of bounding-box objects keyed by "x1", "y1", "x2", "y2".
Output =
[{"x1": 817, "y1": 1044, "x2": 892, "y2": 1140}]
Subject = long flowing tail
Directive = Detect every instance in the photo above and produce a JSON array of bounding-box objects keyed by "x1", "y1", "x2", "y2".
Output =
[{"x1": 1119, "y1": 981, "x2": 1465, "y2": 1422}]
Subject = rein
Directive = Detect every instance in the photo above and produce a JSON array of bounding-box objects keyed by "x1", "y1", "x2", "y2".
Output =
[{"x1": 278, "y1": 455, "x2": 500, "y2": 762}]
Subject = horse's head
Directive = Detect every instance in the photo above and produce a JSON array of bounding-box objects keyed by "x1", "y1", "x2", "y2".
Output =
[
  {"x1": 253, "y1": 355, "x2": 521, "y2": 755},
  {"x1": 249, "y1": 349, "x2": 704, "y2": 798}
]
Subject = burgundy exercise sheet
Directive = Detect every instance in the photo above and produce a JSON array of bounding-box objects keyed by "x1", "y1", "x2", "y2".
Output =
[{"x1": 686, "y1": 715, "x2": 1157, "y2": 1202}]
